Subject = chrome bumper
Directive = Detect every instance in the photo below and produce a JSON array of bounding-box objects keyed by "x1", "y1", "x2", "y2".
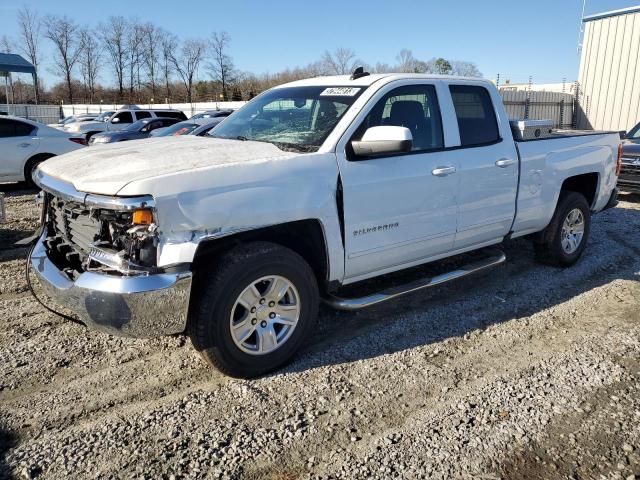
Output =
[{"x1": 29, "y1": 231, "x2": 192, "y2": 338}]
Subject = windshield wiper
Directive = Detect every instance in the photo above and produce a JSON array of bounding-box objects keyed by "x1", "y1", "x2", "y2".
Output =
[{"x1": 236, "y1": 135, "x2": 248, "y2": 141}]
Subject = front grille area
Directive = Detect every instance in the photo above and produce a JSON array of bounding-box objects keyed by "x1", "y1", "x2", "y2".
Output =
[{"x1": 45, "y1": 194, "x2": 103, "y2": 272}]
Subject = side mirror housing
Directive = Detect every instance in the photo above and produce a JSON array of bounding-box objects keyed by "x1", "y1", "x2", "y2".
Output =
[
  {"x1": 619, "y1": 130, "x2": 627, "y2": 140},
  {"x1": 351, "y1": 126, "x2": 412, "y2": 157},
  {"x1": 111, "y1": 117, "x2": 120, "y2": 124}
]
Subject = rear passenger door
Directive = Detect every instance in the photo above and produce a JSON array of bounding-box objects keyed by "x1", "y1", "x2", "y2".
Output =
[
  {"x1": 446, "y1": 85, "x2": 519, "y2": 249},
  {"x1": 337, "y1": 82, "x2": 458, "y2": 281}
]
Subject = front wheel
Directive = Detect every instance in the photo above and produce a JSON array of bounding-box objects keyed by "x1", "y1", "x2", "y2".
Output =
[
  {"x1": 534, "y1": 191, "x2": 591, "y2": 267},
  {"x1": 188, "y1": 242, "x2": 319, "y2": 378}
]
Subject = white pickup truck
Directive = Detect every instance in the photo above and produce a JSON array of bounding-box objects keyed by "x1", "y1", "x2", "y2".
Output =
[{"x1": 30, "y1": 72, "x2": 621, "y2": 378}]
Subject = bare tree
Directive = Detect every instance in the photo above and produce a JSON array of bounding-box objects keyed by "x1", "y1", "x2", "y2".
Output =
[
  {"x1": 450, "y1": 60, "x2": 482, "y2": 77},
  {"x1": 321, "y1": 47, "x2": 358, "y2": 75},
  {"x1": 172, "y1": 39, "x2": 207, "y2": 103},
  {"x1": 396, "y1": 49, "x2": 420, "y2": 73},
  {"x1": 141, "y1": 23, "x2": 160, "y2": 99},
  {"x1": 79, "y1": 28, "x2": 101, "y2": 103},
  {"x1": 100, "y1": 16, "x2": 128, "y2": 97},
  {"x1": 159, "y1": 30, "x2": 176, "y2": 100},
  {"x1": 125, "y1": 21, "x2": 144, "y2": 99},
  {"x1": 17, "y1": 6, "x2": 42, "y2": 103},
  {"x1": 43, "y1": 15, "x2": 82, "y2": 103},
  {"x1": 208, "y1": 31, "x2": 235, "y2": 100}
]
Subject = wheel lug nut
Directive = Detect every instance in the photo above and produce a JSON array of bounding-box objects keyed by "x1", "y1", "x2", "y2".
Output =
[
  {"x1": 251, "y1": 318, "x2": 257, "y2": 325},
  {"x1": 269, "y1": 312, "x2": 276, "y2": 319},
  {"x1": 250, "y1": 307, "x2": 256, "y2": 313},
  {"x1": 260, "y1": 320, "x2": 267, "y2": 328},
  {"x1": 268, "y1": 301, "x2": 275, "y2": 307},
  {"x1": 259, "y1": 298, "x2": 265, "y2": 305}
]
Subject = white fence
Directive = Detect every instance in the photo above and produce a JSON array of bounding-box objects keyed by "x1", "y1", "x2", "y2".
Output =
[{"x1": 60, "y1": 101, "x2": 247, "y2": 119}]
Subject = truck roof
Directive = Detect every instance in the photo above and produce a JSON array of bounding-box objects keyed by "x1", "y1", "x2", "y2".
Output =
[{"x1": 277, "y1": 73, "x2": 489, "y2": 89}]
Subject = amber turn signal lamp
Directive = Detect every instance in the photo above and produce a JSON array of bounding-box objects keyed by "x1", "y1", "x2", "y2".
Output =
[{"x1": 132, "y1": 209, "x2": 153, "y2": 225}]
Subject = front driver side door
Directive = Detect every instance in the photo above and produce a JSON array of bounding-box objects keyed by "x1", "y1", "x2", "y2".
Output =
[{"x1": 337, "y1": 82, "x2": 459, "y2": 282}]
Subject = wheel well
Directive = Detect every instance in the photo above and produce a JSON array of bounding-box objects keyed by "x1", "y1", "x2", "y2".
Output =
[
  {"x1": 24, "y1": 153, "x2": 55, "y2": 178},
  {"x1": 193, "y1": 220, "x2": 330, "y2": 290},
  {"x1": 560, "y1": 173, "x2": 599, "y2": 207}
]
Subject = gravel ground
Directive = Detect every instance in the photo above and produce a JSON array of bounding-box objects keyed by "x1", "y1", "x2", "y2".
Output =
[{"x1": 0, "y1": 185, "x2": 639, "y2": 480}]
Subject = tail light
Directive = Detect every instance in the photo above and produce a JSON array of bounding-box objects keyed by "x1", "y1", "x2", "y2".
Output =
[
  {"x1": 69, "y1": 137, "x2": 87, "y2": 146},
  {"x1": 616, "y1": 144, "x2": 623, "y2": 176}
]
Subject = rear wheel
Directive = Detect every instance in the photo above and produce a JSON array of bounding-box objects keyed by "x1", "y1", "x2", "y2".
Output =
[
  {"x1": 534, "y1": 191, "x2": 591, "y2": 267},
  {"x1": 24, "y1": 154, "x2": 54, "y2": 189},
  {"x1": 188, "y1": 242, "x2": 319, "y2": 378}
]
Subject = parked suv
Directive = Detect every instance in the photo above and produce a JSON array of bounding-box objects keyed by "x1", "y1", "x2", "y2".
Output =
[{"x1": 66, "y1": 108, "x2": 187, "y2": 140}]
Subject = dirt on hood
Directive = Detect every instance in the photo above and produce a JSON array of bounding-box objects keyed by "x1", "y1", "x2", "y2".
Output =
[{"x1": 37, "y1": 136, "x2": 293, "y2": 196}]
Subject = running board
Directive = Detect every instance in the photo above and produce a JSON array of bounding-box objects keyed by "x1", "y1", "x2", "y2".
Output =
[{"x1": 323, "y1": 249, "x2": 506, "y2": 311}]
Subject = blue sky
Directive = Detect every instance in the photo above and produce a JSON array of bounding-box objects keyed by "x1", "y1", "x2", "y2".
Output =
[{"x1": 0, "y1": 0, "x2": 635, "y2": 88}]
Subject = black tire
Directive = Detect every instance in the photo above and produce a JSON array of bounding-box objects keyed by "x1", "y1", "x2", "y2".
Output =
[
  {"x1": 24, "y1": 154, "x2": 54, "y2": 189},
  {"x1": 188, "y1": 241, "x2": 319, "y2": 378},
  {"x1": 534, "y1": 191, "x2": 591, "y2": 267}
]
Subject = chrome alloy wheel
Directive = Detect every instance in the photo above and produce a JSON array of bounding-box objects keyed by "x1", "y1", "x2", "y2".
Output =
[
  {"x1": 561, "y1": 208, "x2": 585, "y2": 254},
  {"x1": 230, "y1": 275, "x2": 301, "y2": 355}
]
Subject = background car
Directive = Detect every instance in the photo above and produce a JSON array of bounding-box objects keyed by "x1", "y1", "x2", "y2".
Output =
[
  {"x1": 189, "y1": 109, "x2": 234, "y2": 121},
  {"x1": 89, "y1": 117, "x2": 182, "y2": 145},
  {"x1": 619, "y1": 121, "x2": 640, "y2": 193},
  {"x1": 49, "y1": 113, "x2": 100, "y2": 129},
  {"x1": 152, "y1": 114, "x2": 231, "y2": 137},
  {"x1": 0, "y1": 115, "x2": 86, "y2": 186}
]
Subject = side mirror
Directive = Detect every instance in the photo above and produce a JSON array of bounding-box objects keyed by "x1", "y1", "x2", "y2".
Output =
[
  {"x1": 111, "y1": 117, "x2": 120, "y2": 124},
  {"x1": 351, "y1": 126, "x2": 412, "y2": 157},
  {"x1": 619, "y1": 130, "x2": 627, "y2": 140}
]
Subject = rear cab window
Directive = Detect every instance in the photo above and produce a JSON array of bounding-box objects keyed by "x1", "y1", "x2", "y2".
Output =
[{"x1": 449, "y1": 85, "x2": 500, "y2": 147}]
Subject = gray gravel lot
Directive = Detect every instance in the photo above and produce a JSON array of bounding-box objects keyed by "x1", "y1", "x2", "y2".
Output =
[{"x1": 0, "y1": 185, "x2": 639, "y2": 479}]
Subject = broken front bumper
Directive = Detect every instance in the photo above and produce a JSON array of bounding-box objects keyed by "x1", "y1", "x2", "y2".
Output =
[{"x1": 29, "y1": 231, "x2": 192, "y2": 338}]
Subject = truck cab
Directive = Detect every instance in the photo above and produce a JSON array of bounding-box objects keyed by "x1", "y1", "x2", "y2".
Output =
[{"x1": 30, "y1": 72, "x2": 621, "y2": 378}]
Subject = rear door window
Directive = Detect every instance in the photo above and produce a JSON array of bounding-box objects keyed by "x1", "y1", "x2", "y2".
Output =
[
  {"x1": 449, "y1": 85, "x2": 500, "y2": 146},
  {"x1": 0, "y1": 119, "x2": 35, "y2": 137},
  {"x1": 156, "y1": 111, "x2": 187, "y2": 120},
  {"x1": 135, "y1": 111, "x2": 152, "y2": 120}
]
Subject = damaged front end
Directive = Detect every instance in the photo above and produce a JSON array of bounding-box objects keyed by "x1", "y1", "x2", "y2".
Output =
[
  {"x1": 30, "y1": 171, "x2": 192, "y2": 338},
  {"x1": 43, "y1": 192, "x2": 159, "y2": 279}
]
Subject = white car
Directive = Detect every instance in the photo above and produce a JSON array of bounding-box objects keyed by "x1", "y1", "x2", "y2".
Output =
[
  {"x1": 32, "y1": 72, "x2": 621, "y2": 377},
  {"x1": 66, "y1": 108, "x2": 187, "y2": 140},
  {"x1": 0, "y1": 116, "x2": 86, "y2": 186}
]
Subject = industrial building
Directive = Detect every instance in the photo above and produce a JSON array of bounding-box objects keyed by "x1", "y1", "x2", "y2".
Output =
[{"x1": 577, "y1": 5, "x2": 640, "y2": 131}]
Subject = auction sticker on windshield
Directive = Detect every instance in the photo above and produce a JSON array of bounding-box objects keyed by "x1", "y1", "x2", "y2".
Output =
[{"x1": 320, "y1": 87, "x2": 361, "y2": 96}]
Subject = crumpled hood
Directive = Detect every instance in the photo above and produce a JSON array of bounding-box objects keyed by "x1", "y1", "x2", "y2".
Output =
[
  {"x1": 622, "y1": 140, "x2": 640, "y2": 156},
  {"x1": 38, "y1": 136, "x2": 295, "y2": 195}
]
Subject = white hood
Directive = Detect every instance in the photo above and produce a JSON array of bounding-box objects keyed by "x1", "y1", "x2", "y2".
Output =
[{"x1": 38, "y1": 136, "x2": 294, "y2": 196}]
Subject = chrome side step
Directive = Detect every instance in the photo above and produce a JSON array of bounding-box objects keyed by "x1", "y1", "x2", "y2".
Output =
[{"x1": 323, "y1": 249, "x2": 506, "y2": 311}]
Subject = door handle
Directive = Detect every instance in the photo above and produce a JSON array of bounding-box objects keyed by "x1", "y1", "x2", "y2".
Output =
[
  {"x1": 495, "y1": 158, "x2": 516, "y2": 168},
  {"x1": 431, "y1": 166, "x2": 457, "y2": 177},
  {"x1": 19, "y1": 143, "x2": 31, "y2": 148}
]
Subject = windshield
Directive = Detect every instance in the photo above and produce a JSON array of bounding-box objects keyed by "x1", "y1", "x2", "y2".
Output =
[
  {"x1": 628, "y1": 122, "x2": 640, "y2": 139},
  {"x1": 125, "y1": 119, "x2": 151, "y2": 132},
  {"x1": 155, "y1": 122, "x2": 198, "y2": 136},
  {"x1": 208, "y1": 86, "x2": 364, "y2": 152}
]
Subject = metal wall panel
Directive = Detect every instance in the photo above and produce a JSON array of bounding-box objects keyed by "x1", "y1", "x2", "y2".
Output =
[{"x1": 578, "y1": 11, "x2": 640, "y2": 131}]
